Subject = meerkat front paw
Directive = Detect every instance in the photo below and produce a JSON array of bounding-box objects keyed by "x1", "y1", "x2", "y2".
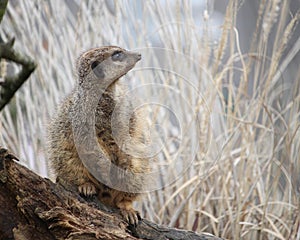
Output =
[
  {"x1": 120, "y1": 208, "x2": 141, "y2": 225},
  {"x1": 78, "y1": 182, "x2": 97, "y2": 196}
]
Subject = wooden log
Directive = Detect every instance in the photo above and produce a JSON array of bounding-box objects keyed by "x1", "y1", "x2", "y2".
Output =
[{"x1": 0, "y1": 147, "x2": 223, "y2": 240}]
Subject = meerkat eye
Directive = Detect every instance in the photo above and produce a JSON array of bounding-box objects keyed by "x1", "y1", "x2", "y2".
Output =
[
  {"x1": 111, "y1": 50, "x2": 125, "y2": 61},
  {"x1": 91, "y1": 60, "x2": 105, "y2": 78}
]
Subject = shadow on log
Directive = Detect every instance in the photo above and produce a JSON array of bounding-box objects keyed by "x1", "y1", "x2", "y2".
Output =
[{"x1": 0, "y1": 147, "x2": 223, "y2": 240}]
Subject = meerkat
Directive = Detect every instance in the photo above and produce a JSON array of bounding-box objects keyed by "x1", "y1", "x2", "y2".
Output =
[{"x1": 47, "y1": 46, "x2": 151, "y2": 225}]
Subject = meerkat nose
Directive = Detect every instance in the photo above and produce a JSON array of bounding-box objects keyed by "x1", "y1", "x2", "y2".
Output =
[{"x1": 128, "y1": 51, "x2": 141, "y2": 62}]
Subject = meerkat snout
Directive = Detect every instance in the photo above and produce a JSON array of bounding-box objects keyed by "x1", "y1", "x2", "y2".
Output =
[
  {"x1": 89, "y1": 49, "x2": 141, "y2": 82},
  {"x1": 129, "y1": 52, "x2": 141, "y2": 61}
]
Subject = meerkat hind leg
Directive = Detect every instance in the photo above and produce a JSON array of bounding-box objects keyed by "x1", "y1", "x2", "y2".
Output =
[{"x1": 117, "y1": 200, "x2": 141, "y2": 225}]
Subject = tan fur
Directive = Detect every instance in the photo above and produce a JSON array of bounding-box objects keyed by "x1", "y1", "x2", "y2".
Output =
[{"x1": 47, "y1": 46, "x2": 150, "y2": 225}]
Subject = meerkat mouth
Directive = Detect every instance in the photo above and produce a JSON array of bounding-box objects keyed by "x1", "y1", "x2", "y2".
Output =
[{"x1": 111, "y1": 63, "x2": 141, "y2": 87}]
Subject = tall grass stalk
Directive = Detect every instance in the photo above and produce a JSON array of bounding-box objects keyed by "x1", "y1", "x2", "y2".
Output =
[{"x1": 0, "y1": 0, "x2": 299, "y2": 239}]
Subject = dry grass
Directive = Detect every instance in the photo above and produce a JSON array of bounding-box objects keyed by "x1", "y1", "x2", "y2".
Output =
[{"x1": 1, "y1": 0, "x2": 299, "y2": 239}]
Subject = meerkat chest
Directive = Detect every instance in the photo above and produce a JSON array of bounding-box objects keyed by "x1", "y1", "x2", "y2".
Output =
[
  {"x1": 95, "y1": 91, "x2": 136, "y2": 159},
  {"x1": 95, "y1": 95, "x2": 116, "y2": 141}
]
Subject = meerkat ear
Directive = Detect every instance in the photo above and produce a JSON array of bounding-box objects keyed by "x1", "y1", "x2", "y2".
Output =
[{"x1": 91, "y1": 60, "x2": 105, "y2": 79}]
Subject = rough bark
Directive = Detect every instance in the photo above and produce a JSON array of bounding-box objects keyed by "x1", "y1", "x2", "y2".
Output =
[{"x1": 0, "y1": 147, "x2": 223, "y2": 240}]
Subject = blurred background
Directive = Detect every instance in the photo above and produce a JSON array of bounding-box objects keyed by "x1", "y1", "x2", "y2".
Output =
[{"x1": 0, "y1": 0, "x2": 299, "y2": 239}]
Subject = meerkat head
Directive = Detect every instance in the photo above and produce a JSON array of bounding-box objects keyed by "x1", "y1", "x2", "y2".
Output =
[{"x1": 76, "y1": 46, "x2": 141, "y2": 88}]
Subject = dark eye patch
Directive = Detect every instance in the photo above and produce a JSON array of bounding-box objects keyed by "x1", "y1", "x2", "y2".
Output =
[
  {"x1": 91, "y1": 60, "x2": 105, "y2": 78},
  {"x1": 111, "y1": 50, "x2": 125, "y2": 61}
]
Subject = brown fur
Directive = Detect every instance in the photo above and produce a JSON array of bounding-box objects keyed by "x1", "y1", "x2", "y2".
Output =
[{"x1": 47, "y1": 46, "x2": 150, "y2": 225}]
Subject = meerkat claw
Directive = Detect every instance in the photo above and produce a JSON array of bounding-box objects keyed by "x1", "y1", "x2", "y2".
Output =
[
  {"x1": 120, "y1": 208, "x2": 140, "y2": 226},
  {"x1": 78, "y1": 182, "x2": 97, "y2": 196}
]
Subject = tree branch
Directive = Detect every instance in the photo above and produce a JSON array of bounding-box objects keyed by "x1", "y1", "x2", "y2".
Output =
[
  {"x1": 0, "y1": 0, "x2": 8, "y2": 24},
  {"x1": 0, "y1": 147, "x2": 223, "y2": 240},
  {"x1": 0, "y1": 38, "x2": 36, "y2": 111}
]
